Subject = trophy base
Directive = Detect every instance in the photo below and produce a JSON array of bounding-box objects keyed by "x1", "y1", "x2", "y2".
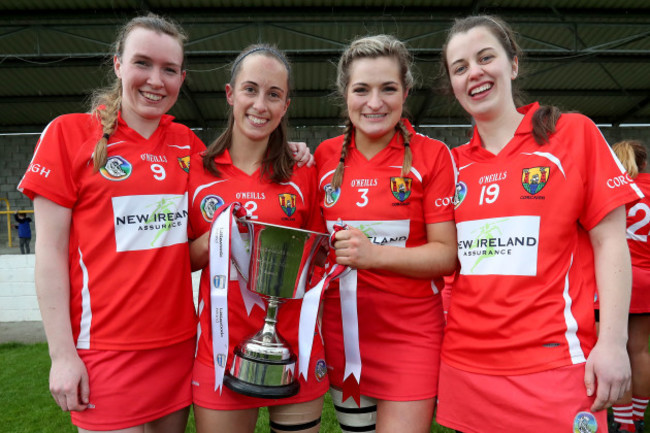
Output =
[{"x1": 224, "y1": 371, "x2": 300, "y2": 399}]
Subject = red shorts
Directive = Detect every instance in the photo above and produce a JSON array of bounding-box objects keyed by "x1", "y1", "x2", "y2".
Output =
[
  {"x1": 70, "y1": 338, "x2": 194, "y2": 430},
  {"x1": 436, "y1": 361, "x2": 607, "y2": 433},
  {"x1": 323, "y1": 286, "x2": 444, "y2": 401},
  {"x1": 630, "y1": 266, "x2": 650, "y2": 313},
  {"x1": 192, "y1": 358, "x2": 328, "y2": 410}
]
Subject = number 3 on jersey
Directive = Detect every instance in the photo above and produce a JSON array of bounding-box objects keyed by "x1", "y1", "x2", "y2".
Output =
[
  {"x1": 479, "y1": 184, "x2": 499, "y2": 205},
  {"x1": 356, "y1": 188, "x2": 369, "y2": 207}
]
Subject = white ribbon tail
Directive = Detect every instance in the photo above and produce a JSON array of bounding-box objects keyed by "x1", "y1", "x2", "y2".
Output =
[
  {"x1": 340, "y1": 269, "x2": 361, "y2": 383},
  {"x1": 209, "y1": 204, "x2": 238, "y2": 393},
  {"x1": 298, "y1": 276, "x2": 327, "y2": 381}
]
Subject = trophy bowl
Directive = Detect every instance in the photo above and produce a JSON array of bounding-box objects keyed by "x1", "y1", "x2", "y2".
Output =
[{"x1": 223, "y1": 219, "x2": 329, "y2": 399}]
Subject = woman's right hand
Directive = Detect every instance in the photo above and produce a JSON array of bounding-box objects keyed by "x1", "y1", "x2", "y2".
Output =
[{"x1": 49, "y1": 351, "x2": 89, "y2": 411}]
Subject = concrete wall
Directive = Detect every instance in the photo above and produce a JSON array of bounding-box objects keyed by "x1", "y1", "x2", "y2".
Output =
[{"x1": 0, "y1": 253, "x2": 201, "y2": 323}]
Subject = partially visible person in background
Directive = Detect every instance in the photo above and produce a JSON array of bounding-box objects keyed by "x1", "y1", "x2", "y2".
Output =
[
  {"x1": 13, "y1": 211, "x2": 32, "y2": 254},
  {"x1": 609, "y1": 139, "x2": 650, "y2": 433}
]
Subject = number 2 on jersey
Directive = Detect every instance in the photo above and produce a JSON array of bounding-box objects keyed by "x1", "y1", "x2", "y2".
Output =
[{"x1": 628, "y1": 202, "x2": 650, "y2": 242}]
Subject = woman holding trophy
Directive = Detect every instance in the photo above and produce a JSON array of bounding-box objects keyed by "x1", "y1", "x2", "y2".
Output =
[
  {"x1": 314, "y1": 35, "x2": 458, "y2": 432},
  {"x1": 187, "y1": 44, "x2": 327, "y2": 433}
]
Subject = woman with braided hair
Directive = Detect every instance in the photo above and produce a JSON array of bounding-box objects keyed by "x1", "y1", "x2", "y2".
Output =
[
  {"x1": 314, "y1": 34, "x2": 457, "y2": 432},
  {"x1": 18, "y1": 13, "x2": 202, "y2": 432}
]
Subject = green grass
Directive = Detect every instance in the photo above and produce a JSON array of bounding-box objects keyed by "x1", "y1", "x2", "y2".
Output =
[{"x1": 0, "y1": 342, "x2": 453, "y2": 432}]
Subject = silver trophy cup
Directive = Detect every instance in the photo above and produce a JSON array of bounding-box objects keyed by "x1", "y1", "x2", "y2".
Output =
[{"x1": 224, "y1": 219, "x2": 329, "y2": 399}]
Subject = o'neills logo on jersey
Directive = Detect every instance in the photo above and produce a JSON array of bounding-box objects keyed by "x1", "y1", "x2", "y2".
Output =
[
  {"x1": 201, "y1": 195, "x2": 225, "y2": 222},
  {"x1": 521, "y1": 166, "x2": 550, "y2": 195},
  {"x1": 112, "y1": 193, "x2": 189, "y2": 252},
  {"x1": 100, "y1": 156, "x2": 132, "y2": 181},
  {"x1": 457, "y1": 215, "x2": 540, "y2": 276},
  {"x1": 278, "y1": 193, "x2": 297, "y2": 217},
  {"x1": 177, "y1": 156, "x2": 190, "y2": 173},
  {"x1": 390, "y1": 177, "x2": 412, "y2": 202},
  {"x1": 323, "y1": 183, "x2": 340, "y2": 208}
]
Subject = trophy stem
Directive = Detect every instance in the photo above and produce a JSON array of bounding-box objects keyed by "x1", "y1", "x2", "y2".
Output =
[{"x1": 261, "y1": 298, "x2": 281, "y2": 343}]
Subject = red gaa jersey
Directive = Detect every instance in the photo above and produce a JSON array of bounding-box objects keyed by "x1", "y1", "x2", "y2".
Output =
[
  {"x1": 18, "y1": 112, "x2": 203, "y2": 350},
  {"x1": 443, "y1": 103, "x2": 642, "y2": 375},
  {"x1": 315, "y1": 119, "x2": 456, "y2": 297}
]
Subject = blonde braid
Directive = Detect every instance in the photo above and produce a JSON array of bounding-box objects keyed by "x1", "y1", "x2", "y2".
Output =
[
  {"x1": 92, "y1": 81, "x2": 122, "y2": 170},
  {"x1": 331, "y1": 118, "x2": 353, "y2": 190},
  {"x1": 397, "y1": 120, "x2": 412, "y2": 177}
]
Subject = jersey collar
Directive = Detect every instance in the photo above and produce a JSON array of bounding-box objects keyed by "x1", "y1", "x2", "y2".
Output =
[{"x1": 467, "y1": 102, "x2": 540, "y2": 152}]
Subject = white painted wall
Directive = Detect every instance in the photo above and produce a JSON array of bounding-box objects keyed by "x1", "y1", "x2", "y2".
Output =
[{"x1": 0, "y1": 254, "x2": 200, "y2": 322}]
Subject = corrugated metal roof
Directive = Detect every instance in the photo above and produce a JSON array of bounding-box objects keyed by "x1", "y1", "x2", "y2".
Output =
[{"x1": 0, "y1": 0, "x2": 649, "y2": 132}]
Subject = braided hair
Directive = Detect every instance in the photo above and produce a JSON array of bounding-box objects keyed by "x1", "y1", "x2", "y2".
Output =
[{"x1": 90, "y1": 13, "x2": 187, "y2": 170}]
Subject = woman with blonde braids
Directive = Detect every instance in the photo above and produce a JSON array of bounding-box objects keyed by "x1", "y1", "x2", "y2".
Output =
[
  {"x1": 608, "y1": 140, "x2": 650, "y2": 433},
  {"x1": 314, "y1": 34, "x2": 457, "y2": 432},
  {"x1": 18, "y1": 13, "x2": 203, "y2": 432}
]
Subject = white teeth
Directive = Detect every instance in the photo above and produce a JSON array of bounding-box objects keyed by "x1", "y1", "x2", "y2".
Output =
[
  {"x1": 363, "y1": 114, "x2": 385, "y2": 119},
  {"x1": 248, "y1": 115, "x2": 267, "y2": 125},
  {"x1": 470, "y1": 84, "x2": 492, "y2": 95},
  {"x1": 142, "y1": 92, "x2": 162, "y2": 101}
]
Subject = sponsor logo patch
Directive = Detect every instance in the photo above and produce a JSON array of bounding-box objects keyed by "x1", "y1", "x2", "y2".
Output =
[
  {"x1": 216, "y1": 353, "x2": 227, "y2": 368},
  {"x1": 100, "y1": 156, "x2": 132, "y2": 181},
  {"x1": 521, "y1": 166, "x2": 549, "y2": 195},
  {"x1": 390, "y1": 177, "x2": 412, "y2": 202}
]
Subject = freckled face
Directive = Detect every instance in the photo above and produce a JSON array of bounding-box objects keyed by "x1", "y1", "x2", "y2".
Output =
[
  {"x1": 445, "y1": 26, "x2": 518, "y2": 121},
  {"x1": 226, "y1": 54, "x2": 290, "y2": 145},
  {"x1": 114, "y1": 27, "x2": 185, "y2": 131},
  {"x1": 345, "y1": 56, "x2": 408, "y2": 145}
]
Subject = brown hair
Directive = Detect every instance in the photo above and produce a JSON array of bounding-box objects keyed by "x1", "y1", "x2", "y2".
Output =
[
  {"x1": 440, "y1": 15, "x2": 560, "y2": 145},
  {"x1": 331, "y1": 34, "x2": 414, "y2": 190},
  {"x1": 202, "y1": 44, "x2": 294, "y2": 183},
  {"x1": 613, "y1": 140, "x2": 647, "y2": 179},
  {"x1": 90, "y1": 13, "x2": 187, "y2": 171}
]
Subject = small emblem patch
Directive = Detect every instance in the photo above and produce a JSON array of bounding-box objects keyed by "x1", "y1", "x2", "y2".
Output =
[
  {"x1": 100, "y1": 156, "x2": 132, "y2": 181},
  {"x1": 324, "y1": 183, "x2": 340, "y2": 207},
  {"x1": 521, "y1": 166, "x2": 550, "y2": 195},
  {"x1": 573, "y1": 411, "x2": 598, "y2": 433},
  {"x1": 200, "y1": 195, "x2": 225, "y2": 222},
  {"x1": 390, "y1": 177, "x2": 412, "y2": 202},
  {"x1": 314, "y1": 359, "x2": 327, "y2": 382},
  {"x1": 279, "y1": 193, "x2": 297, "y2": 217}
]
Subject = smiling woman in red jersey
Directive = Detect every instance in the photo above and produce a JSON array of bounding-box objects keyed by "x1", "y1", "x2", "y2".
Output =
[
  {"x1": 436, "y1": 15, "x2": 641, "y2": 433},
  {"x1": 186, "y1": 45, "x2": 326, "y2": 433},
  {"x1": 315, "y1": 35, "x2": 457, "y2": 433},
  {"x1": 18, "y1": 13, "x2": 203, "y2": 432}
]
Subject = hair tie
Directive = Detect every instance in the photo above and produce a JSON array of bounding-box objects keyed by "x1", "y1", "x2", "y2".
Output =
[
  {"x1": 339, "y1": 157, "x2": 345, "y2": 163},
  {"x1": 404, "y1": 141, "x2": 410, "y2": 148},
  {"x1": 102, "y1": 133, "x2": 110, "y2": 141}
]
